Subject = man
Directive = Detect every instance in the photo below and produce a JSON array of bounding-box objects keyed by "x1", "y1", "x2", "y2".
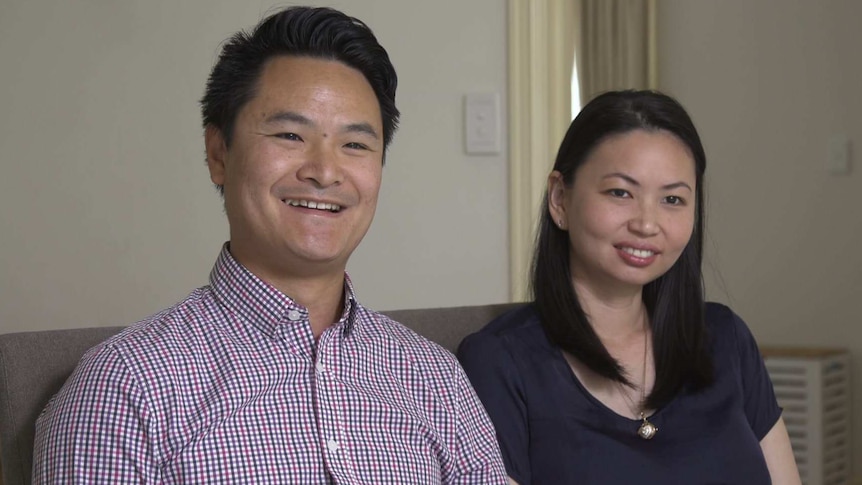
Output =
[{"x1": 33, "y1": 7, "x2": 507, "y2": 483}]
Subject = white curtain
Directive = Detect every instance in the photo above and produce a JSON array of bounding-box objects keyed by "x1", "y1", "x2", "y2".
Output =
[
  {"x1": 577, "y1": 0, "x2": 657, "y2": 104},
  {"x1": 507, "y1": 0, "x2": 577, "y2": 301},
  {"x1": 507, "y1": 0, "x2": 656, "y2": 301}
]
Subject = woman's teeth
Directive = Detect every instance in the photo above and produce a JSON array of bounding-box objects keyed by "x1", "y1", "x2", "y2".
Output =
[{"x1": 622, "y1": 247, "x2": 654, "y2": 258}]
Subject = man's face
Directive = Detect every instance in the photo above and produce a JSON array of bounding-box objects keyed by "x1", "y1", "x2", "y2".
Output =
[{"x1": 206, "y1": 56, "x2": 384, "y2": 281}]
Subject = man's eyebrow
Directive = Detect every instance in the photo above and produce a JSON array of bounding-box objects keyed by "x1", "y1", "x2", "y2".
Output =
[
  {"x1": 264, "y1": 111, "x2": 314, "y2": 126},
  {"x1": 603, "y1": 173, "x2": 692, "y2": 191},
  {"x1": 262, "y1": 112, "x2": 378, "y2": 139},
  {"x1": 343, "y1": 122, "x2": 379, "y2": 139}
]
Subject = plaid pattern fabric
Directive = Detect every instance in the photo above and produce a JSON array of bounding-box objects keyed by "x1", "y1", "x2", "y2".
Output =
[{"x1": 33, "y1": 246, "x2": 507, "y2": 484}]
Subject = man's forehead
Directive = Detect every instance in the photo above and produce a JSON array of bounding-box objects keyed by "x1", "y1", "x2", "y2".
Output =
[
  {"x1": 252, "y1": 57, "x2": 379, "y2": 105},
  {"x1": 258, "y1": 55, "x2": 371, "y2": 91}
]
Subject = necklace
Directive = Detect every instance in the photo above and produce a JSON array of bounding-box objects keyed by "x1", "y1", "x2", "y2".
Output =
[{"x1": 618, "y1": 327, "x2": 658, "y2": 440}]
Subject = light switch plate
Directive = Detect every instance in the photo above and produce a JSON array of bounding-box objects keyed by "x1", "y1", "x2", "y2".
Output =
[
  {"x1": 828, "y1": 134, "x2": 851, "y2": 176},
  {"x1": 464, "y1": 93, "x2": 500, "y2": 155}
]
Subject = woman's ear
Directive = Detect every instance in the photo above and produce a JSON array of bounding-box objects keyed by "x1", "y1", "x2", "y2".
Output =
[
  {"x1": 205, "y1": 125, "x2": 227, "y2": 186},
  {"x1": 547, "y1": 171, "x2": 569, "y2": 230}
]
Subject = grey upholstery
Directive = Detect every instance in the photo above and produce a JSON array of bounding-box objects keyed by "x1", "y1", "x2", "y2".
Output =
[
  {"x1": 0, "y1": 302, "x2": 519, "y2": 485},
  {"x1": 384, "y1": 303, "x2": 518, "y2": 355}
]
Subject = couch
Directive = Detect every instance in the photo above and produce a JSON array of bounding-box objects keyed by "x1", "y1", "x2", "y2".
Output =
[{"x1": 0, "y1": 302, "x2": 519, "y2": 485}]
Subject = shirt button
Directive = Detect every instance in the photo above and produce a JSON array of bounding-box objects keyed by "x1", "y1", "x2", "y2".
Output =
[
  {"x1": 316, "y1": 362, "x2": 327, "y2": 373},
  {"x1": 287, "y1": 310, "x2": 301, "y2": 321},
  {"x1": 326, "y1": 439, "x2": 340, "y2": 452}
]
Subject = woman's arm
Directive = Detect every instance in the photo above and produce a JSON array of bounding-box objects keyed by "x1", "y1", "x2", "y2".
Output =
[
  {"x1": 458, "y1": 327, "x2": 531, "y2": 484},
  {"x1": 760, "y1": 417, "x2": 801, "y2": 485}
]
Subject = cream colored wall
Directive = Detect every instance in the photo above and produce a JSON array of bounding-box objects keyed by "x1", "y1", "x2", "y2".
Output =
[
  {"x1": 0, "y1": 0, "x2": 509, "y2": 334},
  {"x1": 659, "y1": 0, "x2": 862, "y2": 469}
]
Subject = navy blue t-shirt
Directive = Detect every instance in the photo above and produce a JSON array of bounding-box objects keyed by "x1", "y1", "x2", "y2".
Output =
[{"x1": 458, "y1": 302, "x2": 781, "y2": 484}]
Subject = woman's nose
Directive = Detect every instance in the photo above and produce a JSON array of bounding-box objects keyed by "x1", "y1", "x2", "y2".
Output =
[{"x1": 628, "y1": 203, "x2": 659, "y2": 236}]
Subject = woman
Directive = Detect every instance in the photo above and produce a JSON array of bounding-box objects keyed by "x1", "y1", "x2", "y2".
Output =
[{"x1": 458, "y1": 90, "x2": 800, "y2": 484}]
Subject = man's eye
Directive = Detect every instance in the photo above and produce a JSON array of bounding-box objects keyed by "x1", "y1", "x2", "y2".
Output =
[
  {"x1": 275, "y1": 133, "x2": 302, "y2": 141},
  {"x1": 344, "y1": 142, "x2": 369, "y2": 150}
]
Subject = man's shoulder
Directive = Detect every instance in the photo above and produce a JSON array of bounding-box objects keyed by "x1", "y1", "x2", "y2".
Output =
[
  {"x1": 44, "y1": 286, "x2": 218, "y2": 415},
  {"x1": 355, "y1": 305, "x2": 458, "y2": 367},
  {"x1": 94, "y1": 285, "x2": 217, "y2": 359},
  {"x1": 353, "y1": 305, "x2": 481, "y2": 408}
]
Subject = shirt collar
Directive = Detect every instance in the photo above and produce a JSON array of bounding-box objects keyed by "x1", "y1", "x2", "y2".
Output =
[{"x1": 209, "y1": 243, "x2": 358, "y2": 339}]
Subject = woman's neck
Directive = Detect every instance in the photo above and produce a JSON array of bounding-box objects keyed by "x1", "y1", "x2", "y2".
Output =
[{"x1": 573, "y1": 279, "x2": 647, "y2": 346}]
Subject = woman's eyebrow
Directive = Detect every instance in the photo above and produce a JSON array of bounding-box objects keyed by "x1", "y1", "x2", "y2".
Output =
[
  {"x1": 602, "y1": 173, "x2": 692, "y2": 191},
  {"x1": 662, "y1": 181, "x2": 693, "y2": 192},
  {"x1": 602, "y1": 172, "x2": 639, "y2": 185}
]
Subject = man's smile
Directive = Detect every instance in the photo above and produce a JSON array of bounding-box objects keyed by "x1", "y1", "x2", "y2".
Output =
[{"x1": 283, "y1": 198, "x2": 343, "y2": 213}]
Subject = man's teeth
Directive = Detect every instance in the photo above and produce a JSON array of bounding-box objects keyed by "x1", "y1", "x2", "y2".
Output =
[
  {"x1": 622, "y1": 247, "x2": 654, "y2": 258},
  {"x1": 285, "y1": 199, "x2": 342, "y2": 212}
]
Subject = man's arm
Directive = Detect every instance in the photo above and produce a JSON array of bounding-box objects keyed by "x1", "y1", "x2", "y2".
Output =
[
  {"x1": 443, "y1": 363, "x2": 509, "y2": 485},
  {"x1": 33, "y1": 344, "x2": 160, "y2": 483}
]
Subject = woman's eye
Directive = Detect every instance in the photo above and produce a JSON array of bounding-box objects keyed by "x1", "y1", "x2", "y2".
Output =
[
  {"x1": 607, "y1": 189, "x2": 630, "y2": 198},
  {"x1": 664, "y1": 195, "x2": 685, "y2": 205}
]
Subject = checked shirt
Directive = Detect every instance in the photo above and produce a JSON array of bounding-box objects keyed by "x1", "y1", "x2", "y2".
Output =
[{"x1": 33, "y1": 246, "x2": 507, "y2": 484}]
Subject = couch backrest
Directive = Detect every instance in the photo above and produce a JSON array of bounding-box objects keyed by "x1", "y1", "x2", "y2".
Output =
[
  {"x1": 0, "y1": 326, "x2": 124, "y2": 485},
  {"x1": 384, "y1": 303, "x2": 518, "y2": 355},
  {"x1": 0, "y1": 302, "x2": 519, "y2": 485}
]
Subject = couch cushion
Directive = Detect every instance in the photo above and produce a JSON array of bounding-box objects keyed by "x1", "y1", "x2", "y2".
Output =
[
  {"x1": 384, "y1": 302, "x2": 519, "y2": 353},
  {"x1": 0, "y1": 326, "x2": 124, "y2": 485}
]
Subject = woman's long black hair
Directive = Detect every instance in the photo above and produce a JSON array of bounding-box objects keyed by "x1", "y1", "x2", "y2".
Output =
[{"x1": 532, "y1": 90, "x2": 713, "y2": 409}]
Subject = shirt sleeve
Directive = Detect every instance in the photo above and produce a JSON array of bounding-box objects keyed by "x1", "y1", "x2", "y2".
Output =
[
  {"x1": 729, "y1": 309, "x2": 782, "y2": 440},
  {"x1": 33, "y1": 343, "x2": 160, "y2": 483},
  {"x1": 442, "y1": 356, "x2": 510, "y2": 485},
  {"x1": 457, "y1": 331, "x2": 530, "y2": 485}
]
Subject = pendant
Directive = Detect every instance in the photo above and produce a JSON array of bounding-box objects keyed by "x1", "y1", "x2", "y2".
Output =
[{"x1": 637, "y1": 413, "x2": 658, "y2": 440}]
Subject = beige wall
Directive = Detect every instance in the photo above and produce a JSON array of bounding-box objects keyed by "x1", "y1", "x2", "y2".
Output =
[
  {"x1": 0, "y1": 0, "x2": 510, "y2": 334},
  {"x1": 659, "y1": 0, "x2": 862, "y2": 468}
]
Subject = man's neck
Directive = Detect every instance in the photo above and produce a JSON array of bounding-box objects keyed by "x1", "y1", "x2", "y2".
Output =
[
  {"x1": 275, "y1": 273, "x2": 346, "y2": 340},
  {"x1": 228, "y1": 247, "x2": 348, "y2": 339}
]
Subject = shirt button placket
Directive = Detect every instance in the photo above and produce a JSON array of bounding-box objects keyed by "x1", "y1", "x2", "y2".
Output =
[
  {"x1": 326, "y1": 439, "x2": 340, "y2": 453},
  {"x1": 316, "y1": 335, "x2": 352, "y2": 480}
]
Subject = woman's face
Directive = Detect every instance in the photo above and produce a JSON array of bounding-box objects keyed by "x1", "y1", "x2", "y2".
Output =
[{"x1": 548, "y1": 129, "x2": 697, "y2": 294}]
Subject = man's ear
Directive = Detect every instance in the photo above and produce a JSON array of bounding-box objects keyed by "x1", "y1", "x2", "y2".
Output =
[
  {"x1": 547, "y1": 170, "x2": 569, "y2": 230},
  {"x1": 205, "y1": 125, "x2": 227, "y2": 187}
]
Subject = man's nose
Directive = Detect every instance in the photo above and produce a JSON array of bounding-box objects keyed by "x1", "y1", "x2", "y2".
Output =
[{"x1": 296, "y1": 144, "x2": 343, "y2": 188}]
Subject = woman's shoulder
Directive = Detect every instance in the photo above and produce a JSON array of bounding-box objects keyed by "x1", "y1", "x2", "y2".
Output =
[
  {"x1": 479, "y1": 303, "x2": 540, "y2": 334},
  {"x1": 703, "y1": 301, "x2": 760, "y2": 353},
  {"x1": 704, "y1": 301, "x2": 734, "y2": 321},
  {"x1": 704, "y1": 301, "x2": 746, "y2": 332},
  {"x1": 457, "y1": 303, "x2": 547, "y2": 357}
]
